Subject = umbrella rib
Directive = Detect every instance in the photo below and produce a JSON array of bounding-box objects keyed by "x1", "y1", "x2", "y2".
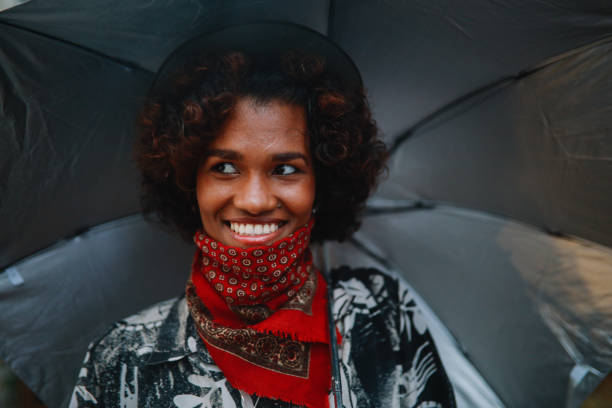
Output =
[
  {"x1": 388, "y1": 76, "x2": 515, "y2": 155},
  {"x1": 362, "y1": 200, "x2": 575, "y2": 246},
  {"x1": 0, "y1": 212, "x2": 143, "y2": 272},
  {"x1": 388, "y1": 34, "x2": 612, "y2": 156},
  {"x1": 0, "y1": 19, "x2": 153, "y2": 74},
  {"x1": 364, "y1": 200, "x2": 436, "y2": 216}
]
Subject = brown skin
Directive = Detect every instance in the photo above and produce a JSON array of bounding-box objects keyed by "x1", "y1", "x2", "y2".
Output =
[{"x1": 196, "y1": 98, "x2": 316, "y2": 248}]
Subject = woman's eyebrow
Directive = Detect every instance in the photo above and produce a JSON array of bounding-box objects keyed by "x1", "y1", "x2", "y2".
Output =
[
  {"x1": 207, "y1": 149, "x2": 242, "y2": 160},
  {"x1": 272, "y1": 152, "x2": 309, "y2": 163}
]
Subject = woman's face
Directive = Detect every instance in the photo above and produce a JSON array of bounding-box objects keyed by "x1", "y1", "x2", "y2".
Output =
[{"x1": 196, "y1": 97, "x2": 315, "y2": 248}]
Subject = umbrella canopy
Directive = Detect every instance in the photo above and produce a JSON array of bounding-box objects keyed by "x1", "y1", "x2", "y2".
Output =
[{"x1": 1, "y1": 1, "x2": 611, "y2": 407}]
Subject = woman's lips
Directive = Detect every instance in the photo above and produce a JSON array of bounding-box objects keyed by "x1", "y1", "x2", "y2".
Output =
[
  {"x1": 229, "y1": 221, "x2": 280, "y2": 235},
  {"x1": 226, "y1": 221, "x2": 286, "y2": 246}
]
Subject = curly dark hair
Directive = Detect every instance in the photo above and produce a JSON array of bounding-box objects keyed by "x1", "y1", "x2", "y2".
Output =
[{"x1": 135, "y1": 50, "x2": 387, "y2": 243}]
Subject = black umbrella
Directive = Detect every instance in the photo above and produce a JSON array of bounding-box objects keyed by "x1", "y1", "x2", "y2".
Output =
[{"x1": 1, "y1": 1, "x2": 611, "y2": 407}]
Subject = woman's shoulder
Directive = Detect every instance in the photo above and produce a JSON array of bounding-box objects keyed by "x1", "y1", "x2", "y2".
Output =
[
  {"x1": 329, "y1": 265, "x2": 432, "y2": 344},
  {"x1": 82, "y1": 296, "x2": 187, "y2": 370},
  {"x1": 330, "y1": 265, "x2": 456, "y2": 407},
  {"x1": 70, "y1": 296, "x2": 199, "y2": 407},
  {"x1": 330, "y1": 265, "x2": 405, "y2": 309},
  {"x1": 329, "y1": 265, "x2": 417, "y2": 329},
  {"x1": 331, "y1": 265, "x2": 396, "y2": 284},
  {"x1": 95, "y1": 297, "x2": 178, "y2": 340}
]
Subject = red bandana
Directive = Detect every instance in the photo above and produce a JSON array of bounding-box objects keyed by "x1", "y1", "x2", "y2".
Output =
[{"x1": 186, "y1": 219, "x2": 334, "y2": 408}]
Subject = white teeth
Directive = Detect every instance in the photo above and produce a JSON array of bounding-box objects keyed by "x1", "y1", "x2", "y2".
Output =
[{"x1": 229, "y1": 222, "x2": 281, "y2": 236}]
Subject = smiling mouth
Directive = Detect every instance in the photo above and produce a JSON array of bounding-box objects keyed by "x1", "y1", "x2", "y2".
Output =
[{"x1": 226, "y1": 221, "x2": 287, "y2": 236}]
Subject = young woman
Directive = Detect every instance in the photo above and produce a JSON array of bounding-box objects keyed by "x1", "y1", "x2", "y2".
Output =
[{"x1": 70, "y1": 23, "x2": 455, "y2": 408}]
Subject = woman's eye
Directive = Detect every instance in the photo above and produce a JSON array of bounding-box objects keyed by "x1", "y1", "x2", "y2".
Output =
[
  {"x1": 274, "y1": 164, "x2": 299, "y2": 175},
  {"x1": 212, "y1": 162, "x2": 238, "y2": 174}
]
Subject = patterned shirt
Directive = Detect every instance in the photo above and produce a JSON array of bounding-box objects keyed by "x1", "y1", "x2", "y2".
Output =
[{"x1": 70, "y1": 267, "x2": 455, "y2": 407}]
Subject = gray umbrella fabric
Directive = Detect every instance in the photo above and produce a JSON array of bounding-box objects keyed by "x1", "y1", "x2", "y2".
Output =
[
  {"x1": 354, "y1": 203, "x2": 612, "y2": 408},
  {"x1": 380, "y1": 37, "x2": 612, "y2": 248},
  {"x1": 1, "y1": 1, "x2": 612, "y2": 407}
]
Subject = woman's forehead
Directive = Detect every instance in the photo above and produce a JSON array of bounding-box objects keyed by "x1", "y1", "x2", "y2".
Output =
[{"x1": 210, "y1": 98, "x2": 309, "y2": 154}]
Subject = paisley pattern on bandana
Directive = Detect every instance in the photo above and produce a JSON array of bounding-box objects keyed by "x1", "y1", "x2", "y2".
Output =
[{"x1": 186, "y1": 281, "x2": 312, "y2": 378}]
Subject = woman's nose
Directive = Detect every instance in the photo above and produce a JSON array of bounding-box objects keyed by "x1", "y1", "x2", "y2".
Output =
[{"x1": 233, "y1": 173, "x2": 277, "y2": 214}]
